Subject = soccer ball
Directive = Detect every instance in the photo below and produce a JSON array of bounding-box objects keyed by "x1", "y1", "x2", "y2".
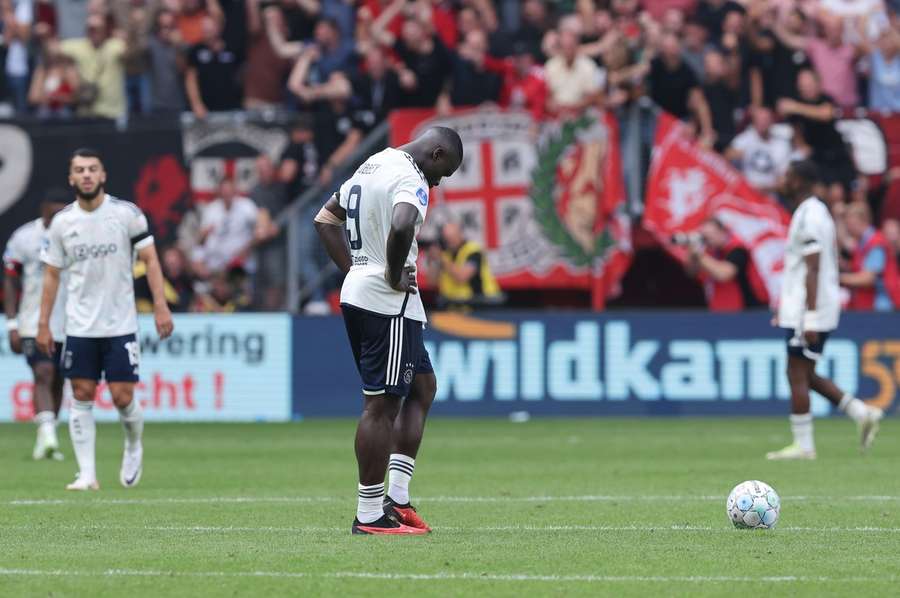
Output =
[{"x1": 726, "y1": 480, "x2": 780, "y2": 529}]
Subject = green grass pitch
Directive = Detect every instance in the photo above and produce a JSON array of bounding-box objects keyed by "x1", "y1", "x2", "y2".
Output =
[{"x1": 1, "y1": 418, "x2": 899, "y2": 597}]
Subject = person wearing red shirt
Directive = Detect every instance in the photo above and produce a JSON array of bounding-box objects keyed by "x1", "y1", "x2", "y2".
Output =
[{"x1": 485, "y1": 40, "x2": 547, "y2": 122}]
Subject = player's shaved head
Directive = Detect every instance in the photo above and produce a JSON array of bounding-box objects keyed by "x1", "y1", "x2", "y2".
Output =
[
  {"x1": 400, "y1": 126, "x2": 463, "y2": 188},
  {"x1": 783, "y1": 159, "x2": 820, "y2": 207}
]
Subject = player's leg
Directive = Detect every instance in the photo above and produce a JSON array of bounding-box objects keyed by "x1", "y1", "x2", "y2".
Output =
[
  {"x1": 63, "y1": 336, "x2": 102, "y2": 489},
  {"x1": 31, "y1": 361, "x2": 61, "y2": 460},
  {"x1": 767, "y1": 330, "x2": 817, "y2": 460},
  {"x1": 386, "y1": 371, "x2": 436, "y2": 531},
  {"x1": 342, "y1": 307, "x2": 426, "y2": 535},
  {"x1": 106, "y1": 334, "x2": 144, "y2": 488},
  {"x1": 67, "y1": 377, "x2": 100, "y2": 490},
  {"x1": 808, "y1": 371, "x2": 883, "y2": 451}
]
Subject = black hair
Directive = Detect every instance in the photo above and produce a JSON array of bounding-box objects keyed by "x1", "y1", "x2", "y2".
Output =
[
  {"x1": 43, "y1": 187, "x2": 70, "y2": 205},
  {"x1": 69, "y1": 147, "x2": 104, "y2": 167},
  {"x1": 789, "y1": 159, "x2": 820, "y2": 185},
  {"x1": 431, "y1": 126, "x2": 464, "y2": 163}
]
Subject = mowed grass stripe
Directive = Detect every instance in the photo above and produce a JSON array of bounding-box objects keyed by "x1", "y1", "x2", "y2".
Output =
[
  {"x1": 0, "y1": 568, "x2": 897, "y2": 584},
  {"x1": 8, "y1": 494, "x2": 900, "y2": 506}
]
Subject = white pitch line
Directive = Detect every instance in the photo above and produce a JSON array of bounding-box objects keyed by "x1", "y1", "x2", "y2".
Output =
[
  {"x1": 7, "y1": 494, "x2": 900, "y2": 506},
  {"x1": 0, "y1": 568, "x2": 895, "y2": 584},
  {"x1": 2, "y1": 523, "x2": 900, "y2": 534}
]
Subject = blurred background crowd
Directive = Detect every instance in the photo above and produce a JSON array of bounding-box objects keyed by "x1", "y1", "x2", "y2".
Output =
[{"x1": 2, "y1": 0, "x2": 900, "y2": 313}]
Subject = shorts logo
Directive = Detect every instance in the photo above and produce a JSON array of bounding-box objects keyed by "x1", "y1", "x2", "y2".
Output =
[
  {"x1": 416, "y1": 188, "x2": 428, "y2": 206},
  {"x1": 403, "y1": 369, "x2": 414, "y2": 384}
]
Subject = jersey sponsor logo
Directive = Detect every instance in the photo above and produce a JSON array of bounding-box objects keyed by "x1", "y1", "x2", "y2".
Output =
[
  {"x1": 416, "y1": 188, "x2": 428, "y2": 206},
  {"x1": 353, "y1": 255, "x2": 369, "y2": 266},
  {"x1": 72, "y1": 242, "x2": 118, "y2": 261}
]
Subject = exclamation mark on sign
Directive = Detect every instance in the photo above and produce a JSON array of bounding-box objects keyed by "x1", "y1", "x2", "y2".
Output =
[{"x1": 214, "y1": 372, "x2": 224, "y2": 410}]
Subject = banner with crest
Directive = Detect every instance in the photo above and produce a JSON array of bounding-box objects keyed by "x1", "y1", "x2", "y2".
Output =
[
  {"x1": 643, "y1": 112, "x2": 791, "y2": 302},
  {"x1": 389, "y1": 108, "x2": 631, "y2": 308}
]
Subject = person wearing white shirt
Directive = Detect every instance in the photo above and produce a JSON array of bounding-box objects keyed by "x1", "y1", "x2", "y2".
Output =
[
  {"x1": 767, "y1": 160, "x2": 883, "y2": 461},
  {"x1": 726, "y1": 106, "x2": 791, "y2": 194},
  {"x1": 192, "y1": 178, "x2": 263, "y2": 278},
  {"x1": 3, "y1": 195, "x2": 68, "y2": 460},
  {"x1": 315, "y1": 127, "x2": 462, "y2": 535},
  {"x1": 38, "y1": 149, "x2": 174, "y2": 491}
]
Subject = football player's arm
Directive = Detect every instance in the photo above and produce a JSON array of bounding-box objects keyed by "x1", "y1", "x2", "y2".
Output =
[
  {"x1": 385, "y1": 203, "x2": 419, "y2": 294},
  {"x1": 3, "y1": 255, "x2": 22, "y2": 353},
  {"x1": 804, "y1": 251, "x2": 820, "y2": 313},
  {"x1": 314, "y1": 193, "x2": 352, "y2": 275},
  {"x1": 137, "y1": 244, "x2": 174, "y2": 340},
  {"x1": 36, "y1": 265, "x2": 60, "y2": 355}
]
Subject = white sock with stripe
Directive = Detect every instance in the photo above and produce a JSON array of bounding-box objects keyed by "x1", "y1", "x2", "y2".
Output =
[
  {"x1": 357, "y1": 483, "x2": 385, "y2": 524},
  {"x1": 388, "y1": 454, "x2": 415, "y2": 505},
  {"x1": 790, "y1": 413, "x2": 814, "y2": 452},
  {"x1": 69, "y1": 400, "x2": 97, "y2": 482}
]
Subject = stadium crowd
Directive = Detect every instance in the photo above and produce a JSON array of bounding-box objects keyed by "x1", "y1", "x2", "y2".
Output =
[{"x1": 2, "y1": 0, "x2": 900, "y2": 312}]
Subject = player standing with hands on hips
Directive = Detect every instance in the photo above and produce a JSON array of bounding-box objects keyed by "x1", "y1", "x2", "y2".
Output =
[
  {"x1": 315, "y1": 127, "x2": 463, "y2": 534},
  {"x1": 767, "y1": 160, "x2": 883, "y2": 460},
  {"x1": 37, "y1": 149, "x2": 174, "y2": 490}
]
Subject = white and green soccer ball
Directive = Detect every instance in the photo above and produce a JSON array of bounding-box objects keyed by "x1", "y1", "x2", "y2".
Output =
[{"x1": 726, "y1": 480, "x2": 780, "y2": 529}]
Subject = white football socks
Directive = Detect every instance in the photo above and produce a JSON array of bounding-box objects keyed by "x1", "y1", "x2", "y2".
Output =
[
  {"x1": 790, "y1": 412, "x2": 815, "y2": 452},
  {"x1": 117, "y1": 399, "x2": 144, "y2": 452},
  {"x1": 387, "y1": 453, "x2": 415, "y2": 505},
  {"x1": 357, "y1": 483, "x2": 385, "y2": 524},
  {"x1": 34, "y1": 410, "x2": 57, "y2": 442},
  {"x1": 69, "y1": 400, "x2": 96, "y2": 482},
  {"x1": 838, "y1": 394, "x2": 868, "y2": 423}
]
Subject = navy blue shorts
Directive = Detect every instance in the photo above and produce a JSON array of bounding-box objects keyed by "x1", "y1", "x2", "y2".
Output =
[
  {"x1": 63, "y1": 334, "x2": 140, "y2": 382},
  {"x1": 341, "y1": 305, "x2": 433, "y2": 398},
  {"x1": 21, "y1": 338, "x2": 62, "y2": 369},
  {"x1": 785, "y1": 328, "x2": 830, "y2": 362}
]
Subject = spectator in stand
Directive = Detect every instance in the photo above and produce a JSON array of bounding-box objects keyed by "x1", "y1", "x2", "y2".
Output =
[
  {"x1": 147, "y1": 9, "x2": 186, "y2": 115},
  {"x1": 176, "y1": 0, "x2": 224, "y2": 46},
  {"x1": 281, "y1": 0, "x2": 320, "y2": 42},
  {"x1": 370, "y1": 3, "x2": 452, "y2": 108},
  {"x1": 750, "y1": 6, "x2": 811, "y2": 108},
  {"x1": 695, "y1": 0, "x2": 744, "y2": 41},
  {"x1": 865, "y1": 24, "x2": 900, "y2": 112},
  {"x1": 351, "y1": 45, "x2": 403, "y2": 125},
  {"x1": 278, "y1": 115, "x2": 319, "y2": 200},
  {"x1": 778, "y1": 68, "x2": 854, "y2": 205},
  {"x1": 726, "y1": 105, "x2": 791, "y2": 195},
  {"x1": 649, "y1": 33, "x2": 715, "y2": 147},
  {"x1": 493, "y1": 38, "x2": 548, "y2": 121},
  {"x1": 28, "y1": 37, "x2": 80, "y2": 118},
  {"x1": 701, "y1": 49, "x2": 740, "y2": 151},
  {"x1": 3, "y1": 0, "x2": 33, "y2": 113},
  {"x1": 440, "y1": 28, "x2": 502, "y2": 110},
  {"x1": 134, "y1": 246, "x2": 195, "y2": 314},
  {"x1": 776, "y1": 12, "x2": 861, "y2": 110},
  {"x1": 61, "y1": 15, "x2": 127, "y2": 119},
  {"x1": 194, "y1": 270, "x2": 251, "y2": 312},
  {"x1": 716, "y1": 6, "x2": 752, "y2": 106},
  {"x1": 544, "y1": 18, "x2": 602, "y2": 117},
  {"x1": 685, "y1": 217, "x2": 767, "y2": 311},
  {"x1": 517, "y1": 0, "x2": 551, "y2": 60},
  {"x1": 840, "y1": 202, "x2": 895, "y2": 311},
  {"x1": 682, "y1": 19, "x2": 710, "y2": 80},
  {"x1": 244, "y1": 0, "x2": 293, "y2": 109},
  {"x1": 192, "y1": 177, "x2": 269, "y2": 279},
  {"x1": 307, "y1": 16, "x2": 353, "y2": 82},
  {"x1": 250, "y1": 154, "x2": 287, "y2": 310},
  {"x1": 123, "y1": 5, "x2": 152, "y2": 116},
  {"x1": 185, "y1": 16, "x2": 242, "y2": 118},
  {"x1": 424, "y1": 220, "x2": 503, "y2": 311}
]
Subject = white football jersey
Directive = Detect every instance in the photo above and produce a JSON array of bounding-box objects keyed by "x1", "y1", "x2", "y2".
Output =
[
  {"x1": 338, "y1": 148, "x2": 430, "y2": 322},
  {"x1": 778, "y1": 196, "x2": 841, "y2": 332},
  {"x1": 42, "y1": 194, "x2": 154, "y2": 337},
  {"x1": 3, "y1": 218, "x2": 66, "y2": 340}
]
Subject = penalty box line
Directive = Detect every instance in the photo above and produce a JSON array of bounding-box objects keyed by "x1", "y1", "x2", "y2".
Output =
[{"x1": 0, "y1": 568, "x2": 896, "y2": 584}]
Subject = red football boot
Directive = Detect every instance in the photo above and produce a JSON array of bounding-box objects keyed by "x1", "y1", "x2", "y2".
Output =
[
  {"x1": 384, "y1": 497, "x2": 432, "y2": 532},
  {"x1": 351, "y1": 512, "x2": 427, "y2": 535}
]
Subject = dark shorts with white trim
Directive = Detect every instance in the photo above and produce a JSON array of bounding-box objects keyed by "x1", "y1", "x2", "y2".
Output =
[
  {"x1": 20, "y1": 338, "x2": 63, "y2": 369},
  {"x1": 785, "y1": 328, "x2": 831, "y2": 362},
  {"x1": 341, "y1": 304, "x2": 433, "y2": 398}
]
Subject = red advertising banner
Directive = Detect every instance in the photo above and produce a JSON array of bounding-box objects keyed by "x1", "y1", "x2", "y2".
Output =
[
  {"x1": 389, "y1": 107, "x2": 631, "y2": 308},
  {"x1": 643, "y1": 112, "x2": 791, "y2": 302}
]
